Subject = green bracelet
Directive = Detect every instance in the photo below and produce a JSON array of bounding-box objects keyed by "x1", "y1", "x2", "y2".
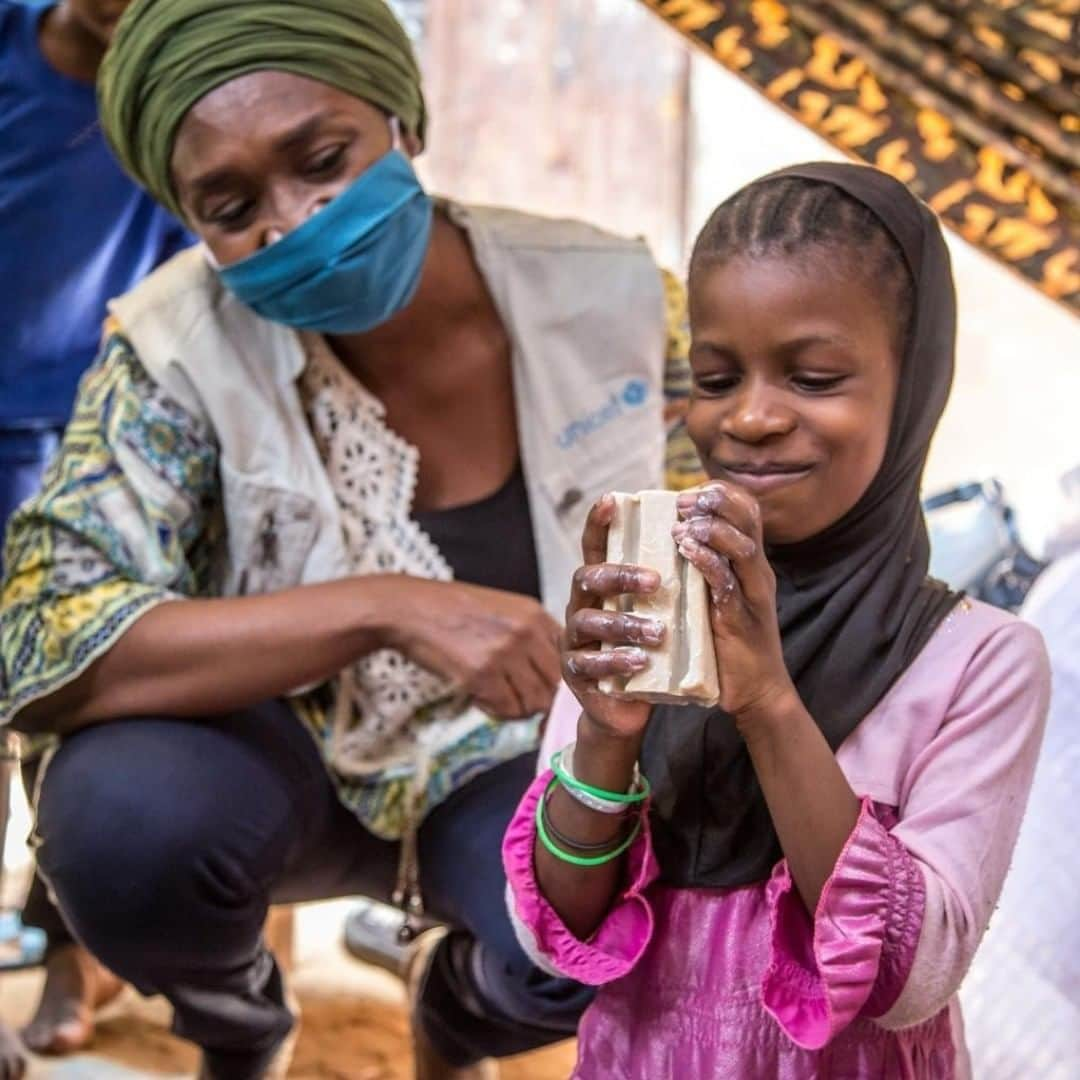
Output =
[
  {"x1": 550, "y1": 748, "x2": 651, "y2": 806},
  {"x1": 535, "y1": 780, "x2": 642, "y2": 867}
]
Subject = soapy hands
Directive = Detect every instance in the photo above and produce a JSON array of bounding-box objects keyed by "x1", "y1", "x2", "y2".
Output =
[
  {"x1": 562, "y1": 484, "x2": 799, "y2": 740},
  {"x1": 673, "y1": 483, "x2": 797, "y2": 729},
  {"x1": 561, "y1": 494, "x2": 661, "y2": 738}
]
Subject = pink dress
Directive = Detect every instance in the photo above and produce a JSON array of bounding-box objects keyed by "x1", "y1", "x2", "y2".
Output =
[{"x1": 504, "y1": 600, "x2": 1050, "y2": 1078}]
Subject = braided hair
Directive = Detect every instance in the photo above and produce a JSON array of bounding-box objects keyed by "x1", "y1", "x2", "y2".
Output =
[{"x1": 689, "y1": 177, "x2": 915, "y2": 354}]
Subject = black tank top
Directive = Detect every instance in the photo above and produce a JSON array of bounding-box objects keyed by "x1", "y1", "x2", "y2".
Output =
[{"x1": 412, "y1": 464, "x2": 541, "y2": 600}]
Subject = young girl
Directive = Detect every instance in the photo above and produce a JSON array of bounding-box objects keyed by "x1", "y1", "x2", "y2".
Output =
[{"x1": 503, "y1": 163, "x2": 1050, "y2": 1078}]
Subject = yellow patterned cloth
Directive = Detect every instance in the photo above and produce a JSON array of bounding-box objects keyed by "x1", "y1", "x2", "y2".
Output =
[
  {"x1": 640, "y1": 0, "x2": 1079, "y2": 314},
  {"x1": 1, "y1": 273, "x2": 702, "y2": 834}
]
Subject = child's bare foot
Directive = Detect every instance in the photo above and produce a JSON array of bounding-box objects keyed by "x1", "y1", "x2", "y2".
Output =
[
  {"x1": 0, "y1": 1021, "x2": 27, "y2": 1080},
  {"x1": 20, "y1": 944, "x2": 123, "y2": 1055}
]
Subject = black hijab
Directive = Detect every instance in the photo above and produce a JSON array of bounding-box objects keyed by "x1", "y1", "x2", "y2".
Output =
[{"x1": 641, "y1": 163, "x2": 962, "y2": 889}]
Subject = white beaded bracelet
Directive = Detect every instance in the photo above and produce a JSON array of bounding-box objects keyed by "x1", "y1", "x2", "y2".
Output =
[{"x1": 552, "y1": 741, "x2": 646, "y2": 816}]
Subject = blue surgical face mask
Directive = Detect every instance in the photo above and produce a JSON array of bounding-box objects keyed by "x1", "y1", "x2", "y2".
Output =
[{"x1": 217, "y1": 141, "x2": 433, "y2": 334}]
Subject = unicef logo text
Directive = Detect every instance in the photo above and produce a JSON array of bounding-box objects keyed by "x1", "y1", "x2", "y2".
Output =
[{"x1": 557, "y1": 379, "x2": 650, "y2": 450}]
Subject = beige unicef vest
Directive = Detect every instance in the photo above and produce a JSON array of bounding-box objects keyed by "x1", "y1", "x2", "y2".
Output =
[{"x1": 109, "y1": 200, "x2": 667, "y2": 617}]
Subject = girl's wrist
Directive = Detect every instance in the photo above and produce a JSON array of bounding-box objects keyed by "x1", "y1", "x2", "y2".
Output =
[
  {"x1": 577, "y1": 709, "x2": 646, "y2": 752},
  {"x1": 570, "y1": 710, "x2": 644, "y2": 792},
  {"x1": 734, "y1": 683, "x2": 806, "y2": 749}
]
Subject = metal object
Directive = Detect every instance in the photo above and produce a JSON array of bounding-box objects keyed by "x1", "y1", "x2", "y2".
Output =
[
  {"x1": 344, "y1": 897, "x2": 413, "y2": 975},
  {"x1": 0, "y1": 731, "x2": 46, "y2": 970},
  {"x1": 925, "y1": 478, "x2": 1046, "y2": 612}
]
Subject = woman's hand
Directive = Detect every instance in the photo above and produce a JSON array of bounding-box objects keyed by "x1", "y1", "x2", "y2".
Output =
[
  {"x1": 673, "y1": 483, "x2": 798, "y2": 729},
  {"x1": 561, "y1": 495, "x2": 664, "y2": 739},
  {"x1": 383, "y1": 577, "x2": 562, "y2": 720},
  {"x1": 25, "y1": 575, "x2": 561, "y2": 734}
]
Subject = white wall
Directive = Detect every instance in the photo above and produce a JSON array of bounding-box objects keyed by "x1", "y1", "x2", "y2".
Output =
[{"x1": 689, "y1": 57, "x2": 1080, "y2": 555}]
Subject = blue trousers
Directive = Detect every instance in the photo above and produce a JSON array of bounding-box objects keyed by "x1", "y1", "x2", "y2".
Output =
[{"x1": 34, "y1": 702, "x2": 590, "y2": 1077}]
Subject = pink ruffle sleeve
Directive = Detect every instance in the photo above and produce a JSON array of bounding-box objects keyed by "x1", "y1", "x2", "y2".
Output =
[
  {"x1": 762, "y1": 797, "x2": 926, "y2": 1050},
  {"x1": 502, "y1": 769, "x2": 660, "y2": 985}
]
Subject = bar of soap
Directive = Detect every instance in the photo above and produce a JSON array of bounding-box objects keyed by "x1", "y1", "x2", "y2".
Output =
[{"x1": 599, "y1": 490, "x2": 720, "y2": 706}]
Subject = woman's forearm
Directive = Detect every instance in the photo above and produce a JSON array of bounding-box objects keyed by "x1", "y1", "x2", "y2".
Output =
[
  {"x1": 15, "y1": 576, "x2": 398, "y2": 734},
  {"x1": 533, "y1": 714, "x2": 643, "y2": 941},
  {"x1": 740, "y1": 692, "x2": 861, "y2": 913}
]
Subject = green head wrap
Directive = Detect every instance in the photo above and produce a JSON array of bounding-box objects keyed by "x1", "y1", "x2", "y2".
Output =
[{"x1": 98, "y1": 0, "x2": 427, "y2": 219}]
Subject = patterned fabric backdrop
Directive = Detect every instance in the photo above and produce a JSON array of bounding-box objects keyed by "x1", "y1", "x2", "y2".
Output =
[{"x1": 638, "y1": 0, "x2": 1079, "y2": 315}]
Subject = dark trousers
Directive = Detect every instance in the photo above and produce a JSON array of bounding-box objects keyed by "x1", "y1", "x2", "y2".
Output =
[{"x1": 34, "y1": 701, "x2": 590, "y2": 1077}]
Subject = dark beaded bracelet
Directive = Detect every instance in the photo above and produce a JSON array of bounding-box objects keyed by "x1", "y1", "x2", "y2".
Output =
[{"x1": 541, "y1": 790, "x2": 631, "y2": 853}]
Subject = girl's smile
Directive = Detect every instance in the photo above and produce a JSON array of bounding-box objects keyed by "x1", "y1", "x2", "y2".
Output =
[{"x1": 710, "y1": 460, "x2": 816, "y2": 496}]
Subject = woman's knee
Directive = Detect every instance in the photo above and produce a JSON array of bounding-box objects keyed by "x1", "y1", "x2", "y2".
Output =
[
  {"x1": 34, "y1": 713, "x2": 307, "y2": 969},
  {"x1": 37, "y1": 726, "x2": 184, "y2": 896}
]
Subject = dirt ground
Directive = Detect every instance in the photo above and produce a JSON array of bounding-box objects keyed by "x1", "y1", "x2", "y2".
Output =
[{"x1": 0, "y1": 899, "x2": 577, "y2": 1080}]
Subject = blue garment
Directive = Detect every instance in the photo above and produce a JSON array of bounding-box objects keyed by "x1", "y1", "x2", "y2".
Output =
[
  {"x1": 0, "y1": 424, "x2": 59, "y2": 570},
  {"x1": 0, "y1": 0, "x2": 192, "y2": 426}
]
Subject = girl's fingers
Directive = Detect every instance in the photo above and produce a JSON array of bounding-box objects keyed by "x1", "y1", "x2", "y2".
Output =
[
  {"x1": 581, "y1": 494, "x2": 616, "y2": 566},
  {"x1": 567, "y1": 562, "x2": 661, "y2": 616},
  {"x1": 675, "y1": 536, "x2": 738, "y2": 599},
  {"x1": 672, "y1": 515, "x2": 756, "y2": 564},
  {"x1": 562, "y1": 647, "x2": 650, "y2": 684},
  {"x1": 673, "y1": 505, "x2": 774, "y2": 608},
  {"x1": 676, "y1": 482, "x2": 763, "y2": 544},
  {"x1": 565, "y1": 609, "x2": 666, "y2": 650}
]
